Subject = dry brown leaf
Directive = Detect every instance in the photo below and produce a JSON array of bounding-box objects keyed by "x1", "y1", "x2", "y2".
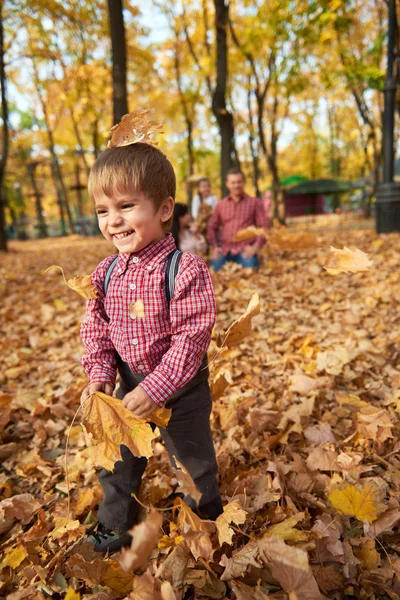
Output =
[
  {"x1": 324, "y1": 245, "x2": 372, "y2": 275},
  {"x1": 119, "y1": 510, "x2": 163, "y2": 572},
  {"x1": 356, "y1": 405, "x2": 393, "y2": 442},
  {"x1": 234, "y1": 226, "x2": 267, "y2": 242},
  {"x1": 215, "y1": 500, "x2": 247, "y2": 545},
  {"x1": 220, "y1": 540, "x2": 260, "y2": 581},
  {"x1": 46, "y1": 265, "x2": 97, "y2": 299},
  {"x1": 218, "y1": 293, "x2": 260, "y2": 348},
  {"x1": 354, "y1": 539, "x2": 381, "y2": 570},
  {"x1": 172, "y1": 456, "x2": 202, "y2": 504},
  {"x1": 108, "y1": 109, "x2": 163, "y2": 148},
  {"x1": 0, "y1": 494, "x2": 42, "y2": 524},
  {"x1": 81, "y1": 391, "x2": 157, "y2": 470},
  {"x1": 129, "y1": 299, "x2": 145, "y2": 319},
  {"x1": 174, "y1": 498, "x2": 215, "y2": 561}
]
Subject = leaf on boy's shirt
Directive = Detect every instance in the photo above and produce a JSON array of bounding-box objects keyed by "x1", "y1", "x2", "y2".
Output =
[
  {"x1": 129, "y1": 299, "x2": 145, "y2": 319},
  {"x1": 107, "y1": 109, "x2": 164, "y2": 148},
  {"x1": 234, "y1": 226, "x2": 267, "y2": 242},
  {"x1": 172, "y1": 456, "x2": 202, "y2": 504},
  {"x1": 45, "y1": 265, "x2": 97, "y2": 299},
  {"x1": 119, "y1": 509, "x2": 163, "y2": 572},
  {"x1": 81, "y1": 392, "x2": 157, "y2": 470},
  {"x1": 215, "y1": 500, "x2": 247, "y2": 545},
  {"x1": 324, "y1": 246, "x2": 372, "y2": 275},
  {"x1": 217, "y1": 293, "x2": 260, "y2": 349}
]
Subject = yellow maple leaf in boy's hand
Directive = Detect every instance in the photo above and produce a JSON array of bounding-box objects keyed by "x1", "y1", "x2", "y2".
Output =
[
  {"x1": 234, "y1": 226, "x2": 267, "y2": 242},
  {"x1": 324, "y1": 246, "x2": 372, "y2": 275},
  {"x1": 328, "y1": 482, "x2": 382, "y2": 523},
  {"x1": 81, "y1": 392, "x2": 158, "y2": 470}
]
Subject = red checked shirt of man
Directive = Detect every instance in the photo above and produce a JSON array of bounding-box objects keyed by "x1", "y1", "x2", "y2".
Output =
[
  {"x1": 80, "y1": 235, "x2": 216, "y2": 406},
  {"x1": 207, "y1": 193, "x2": 268, "y2": 255}
]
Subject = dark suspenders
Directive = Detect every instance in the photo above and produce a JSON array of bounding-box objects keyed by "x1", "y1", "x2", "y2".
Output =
[{"x1": 102, "y1": 249, "x2": 183, "y2": 307}]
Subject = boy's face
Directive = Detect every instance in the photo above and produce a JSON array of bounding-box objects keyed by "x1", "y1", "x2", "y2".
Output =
[{"x1": 95, "y1": 190, "x2": 173, "y2": 254}]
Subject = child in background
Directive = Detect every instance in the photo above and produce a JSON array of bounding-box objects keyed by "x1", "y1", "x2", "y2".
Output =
[
  {"x1": 171, "y1": 203, "x2": 207, "y2": 255},
  {"x1": 191, "y1": 177, "x2": 218, "y2": 219},
  {"x1": 80, "y1": 116, "x2": 223, "y2": 553}
]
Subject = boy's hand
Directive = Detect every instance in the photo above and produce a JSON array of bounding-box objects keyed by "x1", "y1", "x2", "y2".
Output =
[
  {"x1": 81, "y1": 381, "x2": 115, "y2": 405},
  {"x1": 122, "y1": 385, "x2": 158, "y2": 419}
]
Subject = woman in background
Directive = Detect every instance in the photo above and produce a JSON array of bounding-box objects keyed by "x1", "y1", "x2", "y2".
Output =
[{"x1": 172, "y1": 203, "x2": 207, "y2": 255}]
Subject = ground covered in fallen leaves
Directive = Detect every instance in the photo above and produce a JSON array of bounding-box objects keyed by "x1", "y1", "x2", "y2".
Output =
[{"x1": 1, "y1": 228, "x2": 400, "y2": 600}]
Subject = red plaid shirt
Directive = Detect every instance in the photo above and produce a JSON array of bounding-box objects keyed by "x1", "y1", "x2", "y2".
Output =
[
  {"x1": 207, "y1": 193, "x2": 268, "y2": 255},
  {"x1": 80, "y1": 234, "x2": 216, "y2": 405}
]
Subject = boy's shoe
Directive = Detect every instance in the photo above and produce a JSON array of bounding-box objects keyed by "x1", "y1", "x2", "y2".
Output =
[{"x1": 87, "y1": 522, "x2": 133, "y2": 553}]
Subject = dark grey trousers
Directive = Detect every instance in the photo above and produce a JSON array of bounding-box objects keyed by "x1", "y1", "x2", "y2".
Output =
[{"x1": 97, "y1": 359, "x2": 223, "y2": 530}]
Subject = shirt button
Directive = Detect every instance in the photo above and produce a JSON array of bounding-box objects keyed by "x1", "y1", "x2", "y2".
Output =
[
  {"x1": 132, "y1": 257, "x2": 139, "y2": 264},
  {"x1": 132, "y1": 338, "x2": 139, "y2": 345},
  {"x1": 129, "y1": 283, "x2": 136, "y2": 290},
  {"x1": 131, "y1": 315, "x2": 137, "y2": 320},
  {"x1": 138, "y1": 364, "x2": 145, "y2": 370}
]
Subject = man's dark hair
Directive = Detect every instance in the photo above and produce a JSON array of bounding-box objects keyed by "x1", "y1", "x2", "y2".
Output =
[{"x1": 225, "y1": 167, "x2": 245, "y2": 180}]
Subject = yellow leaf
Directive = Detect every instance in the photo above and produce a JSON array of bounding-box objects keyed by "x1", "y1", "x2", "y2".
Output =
[
  {"x1": 65, "y1": 587, "x2": 81, "y2": 600},
  {"x1": 101, "y1": 560, "x2": 134, "y2": 594},
  {"x1": 267, "y1": 512, "x2": 308, "y2": 542},
  {"x1": 0, "y1": 545, "x2": 28, "y2": 570},
  {"x1": 108, "y1": 109, "x2": 163, "y2": 148},
  {"x1": 175, "y1": 498, "x2": 215, "y2": 560},
  {"x1": 50, "y1": 517, "x2": 85, "y2": 541},
  {"x1": 82, "y1": 392, "x2": 157, "y2": 470},
  {"x1": 234, "y1": 226, "x2": 267, "y2": 242},
  {"x1": 354, "y1": 539, "x2": 381, "y2": 570},
  {"x1": 324, "y1": 246, "x2": 372, "y2": 275},
  {"x1": 218, "y1": 293, "x2": 260, "y2": 348},
  {"x1": 216, "y1": 500, "x2": 247, "y2": 545},
  {"x1": 335, "y1": 391, "x2": 368, "y2": 409},
  {"x1": 328, "y1": 482, "x2": 380, "y2": 523},
  {"x1": 129, "y1": 299, "x2": 145, "y2": 319},
  {"x1": 45, "y1": 265, "x2": 97, "y2": 299},
  {"x1": 150, "y1": 406, "x2": 172, "y2": 429}
]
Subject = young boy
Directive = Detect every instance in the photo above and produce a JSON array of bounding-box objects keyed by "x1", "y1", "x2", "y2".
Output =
[{"x1": 80, "y1": 141, "x2": 223, "y2": 553}]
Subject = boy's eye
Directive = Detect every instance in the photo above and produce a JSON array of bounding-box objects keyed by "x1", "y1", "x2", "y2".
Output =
[
  {"x1": 96, "y1": 209, "x2": 107, "y2": 215},
  {"x1": 122, "y1": 204, "x2": 135, "y2": 209}
]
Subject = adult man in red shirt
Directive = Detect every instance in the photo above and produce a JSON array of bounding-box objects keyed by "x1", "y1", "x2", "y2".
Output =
[{"x1": 207, "y1": 168, "x2": 267, "y2": 271}]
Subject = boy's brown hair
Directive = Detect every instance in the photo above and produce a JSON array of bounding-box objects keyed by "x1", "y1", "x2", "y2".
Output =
[{"x1": 88, "y1": 143, "x2": 176, "y2": 228}]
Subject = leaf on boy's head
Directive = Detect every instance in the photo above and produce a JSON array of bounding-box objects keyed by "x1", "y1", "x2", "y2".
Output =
[
  {"x1": 81, "y1": 392, "x2": 157, "y2": 470},
  {"x1": 129, "y1": 299, "x2": 145, "y2": 319},
  {"x1": 108, "y1": 109, "x2": 164, "y2": 148},
  {"x1": 324, "y1": 246, "x2": 372, "y2": 275},
  {"x1": 45, "y1": 265, "x2": 97, "y2": 299}
]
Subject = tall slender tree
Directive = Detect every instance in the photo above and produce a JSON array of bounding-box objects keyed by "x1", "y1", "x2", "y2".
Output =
[
  {"x1": 0, "y1": 1, "x2": 9, "y2": 251},
  {"x1": 107, "y1": 0, "x2": 128, "y2": 124}
]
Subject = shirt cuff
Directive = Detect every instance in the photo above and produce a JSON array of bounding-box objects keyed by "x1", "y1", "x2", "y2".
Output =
[
  {"x1": 88, "y1": 364, "x2": 117, "y2": 385},
  {"x1": 140, "y1": 372, "x2": 177, "y2": 406}
]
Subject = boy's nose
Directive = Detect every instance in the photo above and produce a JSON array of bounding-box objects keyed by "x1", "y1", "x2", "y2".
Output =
[{"x1": 109, "y1": 212, "x2": 124, "y2": 227}]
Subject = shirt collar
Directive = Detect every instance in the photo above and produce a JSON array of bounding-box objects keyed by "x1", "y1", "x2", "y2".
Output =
[
  {"x1": 114, "y1": 234, "x2": 176, "y2": 276},
  {"x1": 226, "y1": 193, "x2": 247, "y2": 203}
]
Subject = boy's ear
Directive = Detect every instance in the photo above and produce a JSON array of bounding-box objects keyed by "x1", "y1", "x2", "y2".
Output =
[{"x1": 160, "y1": 196, "x2": 174, "y2": 224}]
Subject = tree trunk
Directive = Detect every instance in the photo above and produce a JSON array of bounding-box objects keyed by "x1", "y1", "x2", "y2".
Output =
[
  {"x1": 27, "y1": 162, "x2": 48, "y2": 238},
  {"x1": 107, "y1": 0, "x2": 128, "y2": 124},
  {"x1": 212, "y1": 0, "x2": 237, "y2": 195},
  {"x1": 93, "y1": 118, "x2": 100, "y2": 159},
  {"x1": 247, "y1": 84, "x2": 261, "y2": 197},
  {"x1": 0, "y1": 5, "x2": 8, "y2": 251}
]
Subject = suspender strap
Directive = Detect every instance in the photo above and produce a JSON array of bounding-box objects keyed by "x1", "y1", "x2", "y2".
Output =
[
  {"x1": 103, "y1": 256, "x2": 119, "y2": 295},
  {"x1": 165, "y1": 249, "x2": 182, "y2": 307},
  {"x1": 102, "y1": 249, "x2": 183, "y2": 308}
]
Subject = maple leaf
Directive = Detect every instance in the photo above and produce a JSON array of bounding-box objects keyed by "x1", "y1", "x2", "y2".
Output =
[
  {"x1": 218, "y1": 293, "x2": 260, "y2": 348},
  {"x1": 0, "y1": 545, "x2": 28, "y2": 571},
  {"x1": 118, "y1": 510, "x2": 163, "y2": 573},
  {"x1": 324, "y1": 246, "x2": 372, "y2": 275},
  {"x1": 81, "y1": 391, "x2": 158, "y2": 470},
  {"x1": 50, "y1": 516, "x2": 85, "y2": 542},
  {"x1": 172, "y1": 457, "x2": 202, "y2": 504},
  {"x1": 107, "y1": 109, "x2": 163, "y2": 148},
  {"x1": 328, "y1": 482, "x2": 382, "y2": 523},
  {"x1": 129, "y1": 299, "x2": 145, "y2": 319},
  {"x1": 220, "y1": 540, "x2": 260, "y2": 581},
  {"x1": 267, "y1": 512, "x2": 308, "y2": 542},
  {"x1": 0, "y1": 493, "x2": 42, "y2": 524},
  {"x1": 215, "y1": 500, "x2": 247, "y2": 545},
  {"x1": 45, "y1": 265, "x2": 97, "y2": 299},
  {"x1": 174, "y1": 498, "x2": 215, "y2": 561},
  {"x1": 234, "y1": 226, "x2": 267, "y2": 242}
]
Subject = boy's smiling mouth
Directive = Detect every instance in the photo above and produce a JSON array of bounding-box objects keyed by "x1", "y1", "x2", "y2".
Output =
[{"x1": 113, "y1": 230, "x2": 135, "y2": 240}]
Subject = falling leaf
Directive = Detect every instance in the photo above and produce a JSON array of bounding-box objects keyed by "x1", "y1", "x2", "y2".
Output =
[
  {"x1": 119, "y1": 510, "x2": 163, "y2": 572},
  {"x1": 328, "y1": 482, "x2": 382, "y2": 523},
  {"x1": 234, "y1": 226, "x2": 267, "y2": 242},
  {"x1": 218, "y1": 293, "x2": 260, "y2": 348},
  {"x1": 107, "y1": 109, "x2": 163, "y2": 148},
  {"x1": 215, "y1": 500, "x2": 247, "y2": 545},
  {"x1": 81, "y1": 391, "x2": 157, "y2": 470},
  {"x1": 129, "y1": 299, "x2": 145, "y2": 319},
  {"x1": 324, "y1": 246, "x2": 372, "y2": 275},
  {"x1": 45, "y1": 265, "x2": 97, "y2": 299},
  {"x1": 172, "y1": 457, "x2": 202, "y2": 504},
  {"x1": 210, "y1": 371, "x2": 232, "y2": 401}
]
